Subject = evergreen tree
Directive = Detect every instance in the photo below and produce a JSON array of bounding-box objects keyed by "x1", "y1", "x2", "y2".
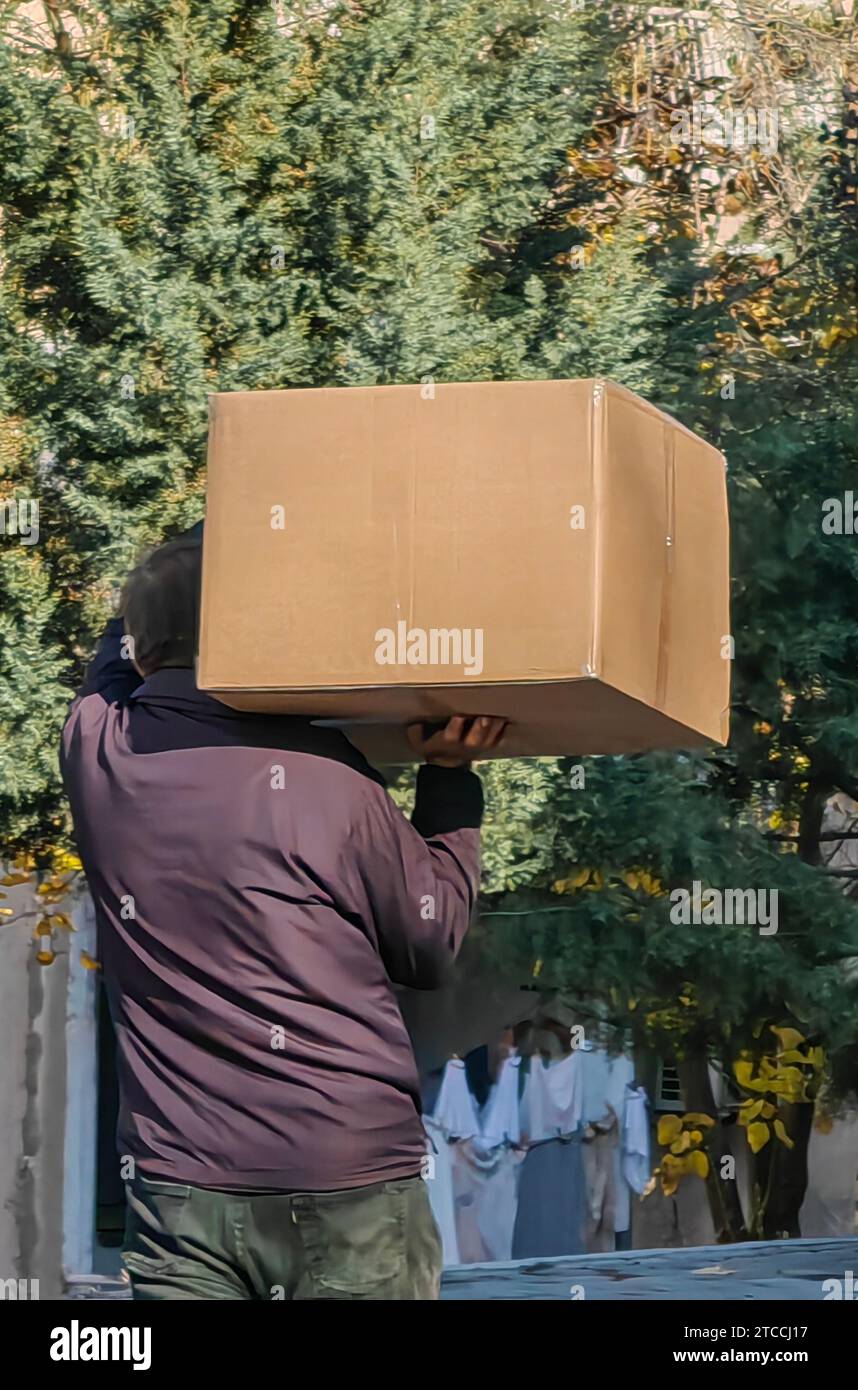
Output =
[{"x1": 0, "y1": 0, "x2": 643, "y2": 847}]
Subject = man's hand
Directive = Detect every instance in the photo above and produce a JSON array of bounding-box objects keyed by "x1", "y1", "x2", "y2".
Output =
[{"x1": 406, "y1": 715, "x2": 507, "y2": 767}]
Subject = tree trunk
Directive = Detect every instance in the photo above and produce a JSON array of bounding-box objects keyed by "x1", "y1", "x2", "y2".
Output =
[{"x1": 755, "y1": 1103, "x2": 813, "y2": 1239}]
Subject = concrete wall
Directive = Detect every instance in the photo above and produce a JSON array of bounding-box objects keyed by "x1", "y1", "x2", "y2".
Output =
[
  {"x1": 0, "y1": 883, "x2": 96, "y2": 1298},
  {"x1": 634, "y1": 1114, "x2": 858, "y2": 1250}
]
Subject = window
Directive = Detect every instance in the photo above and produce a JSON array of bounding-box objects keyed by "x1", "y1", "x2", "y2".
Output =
[{"x1": 654, "y1": 1061, "x2": 683, "y2": 1111}]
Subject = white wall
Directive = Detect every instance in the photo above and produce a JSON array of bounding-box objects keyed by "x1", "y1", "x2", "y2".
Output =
[{"x1": 0, "y1": 882, "x2": 97, "y2": 1298}]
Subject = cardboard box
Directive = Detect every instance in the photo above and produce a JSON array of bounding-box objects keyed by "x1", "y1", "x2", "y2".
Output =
[{"x1": 199, "y1": 379, "x2": 730, "y2": 760}]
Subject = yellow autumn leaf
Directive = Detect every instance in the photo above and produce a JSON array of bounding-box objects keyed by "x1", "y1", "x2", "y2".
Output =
[
  {"x1": 53, "y1": 852, "x2": 82, "y2": 872},
  {"x1": 689, "y1": 1130, "x2": 703, "y2": 1145},
  {"x1": 658, "y1": 1114, "x2": 683, "y2": 1146},
  {"x1": 670, "y1": 1132, "x2": 692, "y2": 1154},
  {"x1": 532, "y1": 958, "x2": 543, "y2": 979},
  {"x1": 740, "y1": 1099, "x2": 765, "y2": 1124},
  {"x1": 773, "y1": 1118, "x2": 795, "y2": 1149},
  {"x1": 0, "y1": 907, "x2": 15, "y2": 918},
  {"x1": 747, "y1": 1121, "x2": 771, "y2": 1154},
  {"x1": 776, "y1": 1067, "x2": 808, "y2": 1103},
  {"x1": 688, "y1": 1149, "x2": 710, "y2": 1179},
  {"x1": 818, "y1": 324, "x2": 845, "y2": 350},
  {"x1": 623, "y1": 870, "x2": 641, "y2": 891},
  {"x1": 770, "y1": 1026, "x2": 804, "y2": 1051},
  {"x1": 36, "y1": 876, "x2": 68, "y2": 893},
  {"x1": 1, "y1": 872, "x2": 31, "y2": 886},
  {"x1": 734, "y1": 1060, "x2": 768, "y2": 1092},
  {"x1": 36, "y1": 949, "x2": 56, "y2": 966},
  {"x1": 682, "y1": 1112, "x2": 716, "y2": 1128},
  {"x1": 80, "y1": 951, "x2": 101, "y2": 971}
]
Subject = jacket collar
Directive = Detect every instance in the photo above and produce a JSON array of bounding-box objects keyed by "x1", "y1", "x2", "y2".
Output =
[{"x1": 129, "y1": 667, "x2": 250, "y2": 719}]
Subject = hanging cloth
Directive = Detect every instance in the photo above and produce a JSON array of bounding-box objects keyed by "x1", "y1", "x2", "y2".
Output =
[
  {"x1": 622, "y1": 1084, "x2": 651, "y2": 1195},
  {"x1": 432, "y1": 1057, "x2": 481, "y2": 1140},
  {"x1": 480, "y1": 1053, "x2": 523, "y2": 1148},
  {"x1": 520, "y1": 1050, "x2": 584, "y2": 1143},
  {"x1": 422, "y1": 1117, "x2": 460, "y2": 1265}
]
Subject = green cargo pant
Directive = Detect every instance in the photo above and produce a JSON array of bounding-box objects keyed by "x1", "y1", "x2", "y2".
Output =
[{"x1": 123, "y1": 1173, "x2": 442, "y2": 1300}]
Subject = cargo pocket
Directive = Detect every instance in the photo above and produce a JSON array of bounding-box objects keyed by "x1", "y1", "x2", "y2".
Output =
[
  {"x1": 122, "y1": 1178, "x2": 193, "y2": 1278},
  {"x1": 295, "y1": 1180, "x2": 407, "y2": 1298}
]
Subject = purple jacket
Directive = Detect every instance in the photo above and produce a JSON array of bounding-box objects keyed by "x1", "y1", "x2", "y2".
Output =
[{"x1": 61, "y1": 620, "x2": 483, "y2": 1191}]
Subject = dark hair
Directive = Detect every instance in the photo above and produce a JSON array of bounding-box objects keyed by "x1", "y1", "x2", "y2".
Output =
[{"x1": 121, "y1": 535, "x2": 202, "y2": 676}]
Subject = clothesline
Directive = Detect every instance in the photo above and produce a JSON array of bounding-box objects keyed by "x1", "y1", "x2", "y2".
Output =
[{"x1": 423, "y1": 1049, "x2": 651, "y2": 1265}]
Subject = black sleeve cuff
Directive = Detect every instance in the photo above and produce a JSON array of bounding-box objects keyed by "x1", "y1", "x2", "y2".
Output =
[{"x1": 411, "y1": 763, "x2": 484, "y2": 837}]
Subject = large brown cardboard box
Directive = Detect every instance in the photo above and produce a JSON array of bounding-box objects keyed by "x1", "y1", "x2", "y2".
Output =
[{"x1": 198, "y1": 378, "x2": 730, "y2": 759}]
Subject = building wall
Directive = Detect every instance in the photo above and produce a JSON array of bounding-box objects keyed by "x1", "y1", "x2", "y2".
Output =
[
  {"x1": 0, "y1": 882, "x2": 69, "y2": 1298},
  {"x1": 0, "y1": 884, "x2": 96, "y2": 1298}
]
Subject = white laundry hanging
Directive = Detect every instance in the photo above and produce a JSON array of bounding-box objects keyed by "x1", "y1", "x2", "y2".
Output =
[
  {"x1": 431, "y1": 1056, "x2": 481, "y2": 1140},
  {"x1": 622, "y1": 1084, "x2": 651, "y2": 1196},
  {"x1": 423, "y1": 1054, "x2": 525, "y2": 1265},
  {"x1": 606, "y1": 1053, "x2": 635, "y2": 1233},
  {"x1": 422, "y1": 1115, "x2": 460, "y2": 1265},
  {"x1": 480, "y1": 1053, "x2": 522, "y2": 1148},
  {"x1": 520, "y1": 1049, "x2": 584, "y2": 1143}
]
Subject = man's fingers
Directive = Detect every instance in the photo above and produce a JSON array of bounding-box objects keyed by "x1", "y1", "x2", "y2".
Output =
[
  {"x1": 463, "y1": 717, "x2": 485, "y2": 748},
  {"x1": 474, "y1": 717, "x2": 507, "y2": 750},
  {"x1": 463, "y1": 716, "x2": 507, "y2": 750},
  {"x1": 443, "y1": 715, "x2": 467, "y2": 743},
  {"x1": 407, "y1": 715, "x2": 508, "y2": 753}
]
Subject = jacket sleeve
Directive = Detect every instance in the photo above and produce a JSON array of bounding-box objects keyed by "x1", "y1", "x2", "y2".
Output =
[
  {"x1": 68, "y1": 616, "x2": 142, "y2": 711},
  {"x1": 355, "y1": 764, "x2": 484, "y2": 991}
]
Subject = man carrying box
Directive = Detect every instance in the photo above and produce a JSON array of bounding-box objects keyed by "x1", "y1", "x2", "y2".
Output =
[{"x1": 61, "y1": 526, "x2": 505, "y2": 1300}]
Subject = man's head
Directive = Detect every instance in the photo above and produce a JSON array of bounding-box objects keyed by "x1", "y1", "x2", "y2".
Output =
[{"x1": 121, "y1": 534, "x2": 202, "y2": 677}]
